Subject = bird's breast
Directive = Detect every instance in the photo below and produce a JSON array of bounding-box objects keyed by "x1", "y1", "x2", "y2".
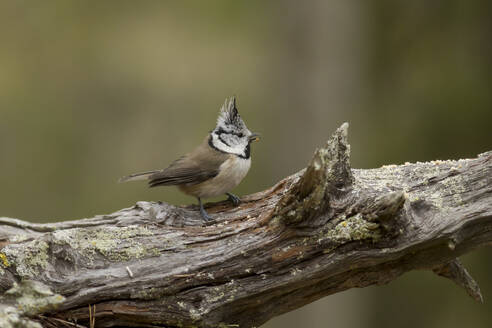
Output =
[
  {"x1": 218, "y1": 155, "x2": 251, "y2": 185},
  {"x1": 180, "y1": 155, "x2": 251, "y2": 199}
]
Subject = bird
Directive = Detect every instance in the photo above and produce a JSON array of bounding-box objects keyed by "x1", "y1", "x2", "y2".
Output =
[{"x1": 119, "y1": 96, "x2": 260, "y2": 222}]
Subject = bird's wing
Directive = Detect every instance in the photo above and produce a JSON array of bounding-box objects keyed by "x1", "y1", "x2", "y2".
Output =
[
  {"x1": 148, "y1": 161, "x2": 219, "y2": 187},
  {"x1": 149, "y1": 137, "x2": 229, "y2": 187}
]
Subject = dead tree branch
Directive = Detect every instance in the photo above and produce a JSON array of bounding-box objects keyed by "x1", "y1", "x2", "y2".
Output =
[{"x1": 1, "y1": 123, "x2": 491, "y2": 328}]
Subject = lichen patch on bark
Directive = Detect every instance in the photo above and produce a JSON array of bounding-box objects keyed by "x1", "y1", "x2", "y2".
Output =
[
  {"x1": 52, "y1": 225, "x2": 160, "y2": 263},
  {"x1": 2, "y1": 240, "x2": 49, "y2": 278}
]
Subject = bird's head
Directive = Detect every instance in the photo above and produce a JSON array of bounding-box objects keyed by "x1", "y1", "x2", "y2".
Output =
[{"x1": 210, "y1": 97, "x2": 259, "y2": 158}]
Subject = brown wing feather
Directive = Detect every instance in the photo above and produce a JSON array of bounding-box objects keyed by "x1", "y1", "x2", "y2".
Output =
[
  {"x1": 148, "y1": 136, "x2": 229, "y2": 188},
  {"x1": 148, "y1": 165, "x2": 218, "y2": 187}
]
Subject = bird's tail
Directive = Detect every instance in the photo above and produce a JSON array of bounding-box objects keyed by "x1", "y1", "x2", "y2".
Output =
[{"x1": 118, "y1": 170, "x2": 160, "y2": 183}]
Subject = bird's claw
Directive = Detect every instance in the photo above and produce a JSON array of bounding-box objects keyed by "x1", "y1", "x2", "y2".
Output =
[
  {"x1": 199, "y1": 207, "x2": 213, "y2": 222},
  {"x1": 198, "y1": 198, "x2": 214, "y2": 223},
  {"x1": 226, "y1": 193, "x2": 241, "y2": 206}
]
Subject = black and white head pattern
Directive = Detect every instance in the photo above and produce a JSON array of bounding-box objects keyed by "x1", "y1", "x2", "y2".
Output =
[{"x1": 209, "y1": 97, "x2": 254, "y2": 159}]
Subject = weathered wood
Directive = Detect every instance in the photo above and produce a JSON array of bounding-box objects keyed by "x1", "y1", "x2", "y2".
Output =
[{"x1": 1, "y1": 123, "x2": 491, "y2": 328}]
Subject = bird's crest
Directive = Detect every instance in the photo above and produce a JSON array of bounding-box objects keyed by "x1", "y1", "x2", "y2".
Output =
[{"x1": 217, "y1": 96, "x2": 244, "y2": 129}]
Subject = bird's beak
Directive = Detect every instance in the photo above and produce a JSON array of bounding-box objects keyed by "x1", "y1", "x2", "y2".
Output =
[{"x1": 249, "y1": 133, "x2": 261, "y2": 142}]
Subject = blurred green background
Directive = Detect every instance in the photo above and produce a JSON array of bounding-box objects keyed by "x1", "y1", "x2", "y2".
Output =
[{"x1": 1, "y1": 1, "x2": 491, "y2": 327}]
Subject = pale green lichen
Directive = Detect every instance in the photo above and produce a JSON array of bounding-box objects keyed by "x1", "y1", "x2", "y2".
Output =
[
  {"x1": 196, "y1": 279, "x2": 240, "y2": 321},
  {"x1": 0, "y1": 306, "x2": 43, "y2": 328},
  {"x1": 9, "y1": 234, "x2": 30, "y2": 243},
  {"x1": 6, "y1": 280, "x2": 65, "y2": 316},
  {"x1": 2, "y1": 240, "x2": 49, "y2": 278},
  {"x1": 318, "y1": 214, "x2": 381, "y2": 248},
  {"x1": 356, "y1": 158, "x2": 473, "y2": 216},
  {"x1": 440, "y1": 173, "x2": 466, "y2": 206},
  {"x1": 403, "y1": 165, "x2": 468, "y2": 211},
  {"x1": 189, "y1": 307, "x2": 201, "y2": 321},
  {"x1": 1, "y1": 280, "x2": 65, "y2": 328},
  {"x1": 206, "y1": 287, "x2": 226, "y2": 304},
  {"x1": 332, "y1": 214, "x2": 380, "y2": 242},
  {"x1": 52, "y1": 225, "x2": 160, "y2": 263}
]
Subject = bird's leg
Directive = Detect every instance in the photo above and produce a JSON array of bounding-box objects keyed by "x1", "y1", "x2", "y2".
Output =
[
  {"x1": 226, "y1": 192, "x2": 241, "y2": 206},
  {"x1": 197, "y1": 197, "x2": 213, "y2": 221}
]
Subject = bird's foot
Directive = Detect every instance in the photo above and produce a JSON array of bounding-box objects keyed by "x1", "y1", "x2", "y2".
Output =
[
  {"x1": 199, "y1": 207, "x2": 213, "y2": 222},
  {"x1": 198, "y1": 198, "x2": 214, "y2": 223},
  {"x1": 226, "y1": 192, "x2": 241, "y2": 206}
]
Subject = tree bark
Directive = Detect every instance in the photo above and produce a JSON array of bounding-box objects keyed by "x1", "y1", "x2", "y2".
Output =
[{"x1": 1, "y1": 123, "x2": 491, "y2": 328}]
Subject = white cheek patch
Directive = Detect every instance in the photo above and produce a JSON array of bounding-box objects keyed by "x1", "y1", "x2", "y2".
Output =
[{"x1": 211, "y1": 133, "x2": 246, "y2": 157}]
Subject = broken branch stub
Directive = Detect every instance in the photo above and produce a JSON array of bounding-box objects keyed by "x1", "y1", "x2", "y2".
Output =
[
  {"x1": 275, "y1": 122, "x2": 354, "y2": 225},
  {"x1": 433, "y1": 259, "x2": 483, "y2": 303}
]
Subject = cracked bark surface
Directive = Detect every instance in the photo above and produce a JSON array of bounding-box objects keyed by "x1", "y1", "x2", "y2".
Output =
[{"x1": 0, "y1": 123, "x2": 491, "y2": 328}]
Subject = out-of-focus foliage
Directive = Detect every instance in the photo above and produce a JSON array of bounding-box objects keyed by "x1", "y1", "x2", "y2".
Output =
[{"x1": 0, "y1": 1, "x2": 490, "y2": 327}]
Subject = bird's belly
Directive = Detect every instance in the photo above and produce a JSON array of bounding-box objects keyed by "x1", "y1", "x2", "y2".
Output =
[{"x1": 180, "y1": 156, "x2": 251, "y2": 198}]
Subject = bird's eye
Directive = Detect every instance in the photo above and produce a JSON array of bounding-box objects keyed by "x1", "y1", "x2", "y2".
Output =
[{"x1": 237, "y1": 133, "x2": 244, "y2": 138}]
